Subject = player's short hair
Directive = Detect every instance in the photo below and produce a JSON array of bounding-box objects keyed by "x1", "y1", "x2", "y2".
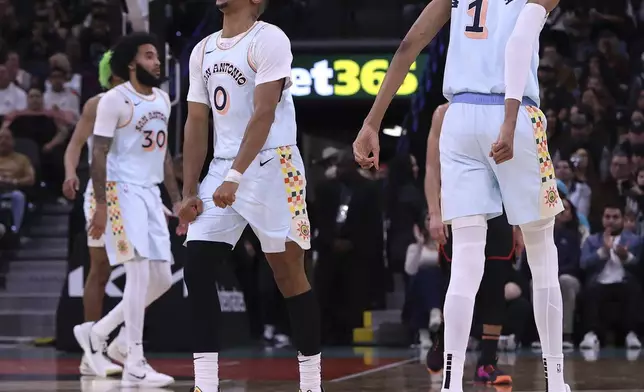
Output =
[{"x1": 110, "y1": 32, "x2": 159, "y2": 81}]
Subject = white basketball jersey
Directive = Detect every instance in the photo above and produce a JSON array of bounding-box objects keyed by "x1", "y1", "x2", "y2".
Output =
[
  {"x1": 443, "y1": 0, "x2": 543, "y2": 105},
  {"x1": 106, "y1": 83, "x2": 171, "y2": 187},
  {"x1": 87, "y1": 92, "x2": 106, "y2": 165},
  {"x1": 199, "y1": 22, "x2": 297, "y2": 159}
]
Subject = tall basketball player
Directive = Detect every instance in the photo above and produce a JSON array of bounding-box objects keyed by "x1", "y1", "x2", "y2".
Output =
[
  {"x1": 72, "y1": 33, "x2": 179, "y2": 387},
  {"x1": 63, "y1": 51, "x2": 125, "y2": 377},
  {"x1": 178, "y1": 1, "x2": 322, "y2": 391},
  {"x1": 424, "y1": 104, "x2": 514, "y2": 386},
  {"x1": 353, "y1": 1, "x2": 569, "y2": 392}
]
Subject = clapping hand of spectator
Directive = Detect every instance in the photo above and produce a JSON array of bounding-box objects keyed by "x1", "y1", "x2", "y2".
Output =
[
  {"x1": 615, "y1": 244, "x2": 630, "y2": 261},
  {"x1": 603, "y1": 230, "x2": 614, "y2": 250}
]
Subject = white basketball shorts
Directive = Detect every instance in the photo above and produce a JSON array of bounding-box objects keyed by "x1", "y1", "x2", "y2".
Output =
[
  {"x1": 439, "y1": 93, "x2": 564, "y2": 226},
  {"x1": 186, "y1": 145, "x2": 311, "y2": 253}
]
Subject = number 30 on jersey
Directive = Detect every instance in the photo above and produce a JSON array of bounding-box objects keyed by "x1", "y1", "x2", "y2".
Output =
[{"x1": 142, "y1": 130, "x2": 167, "y2": 152}]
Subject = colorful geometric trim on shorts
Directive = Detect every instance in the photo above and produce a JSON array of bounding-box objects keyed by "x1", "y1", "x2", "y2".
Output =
[
  {"x1": 105, "y1": 181, "x2": 132, "y2": 257},
  {"x1": 527, "y1": 106, "x2": 555, "y2": 184},
  {"x1": 276, "y1": 146, "x2": 307, "y2": 218}
]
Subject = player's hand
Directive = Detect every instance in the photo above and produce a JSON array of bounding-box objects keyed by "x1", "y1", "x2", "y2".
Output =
[
  {"x1": 62, "y1": 175, "x2": 80, "y2": 200},
  {"x1": 490, "y1": 121, "x2": 515, "y2": 164},
  {"x1": 178, "y1": 196, "x2": 203, "y2": 224},
  {"x1": 513, "y1": 226, "x2": 525, "y2": 256},
  {"x1": 353, "y1": 122, "x2": 380, "y2": 170},
  {"x1": 427, "y1": 213, "x2": 448, "y2": 245},
  {"x1": 213, "y1": 181, "x2": 239, "y2": 208},
  {"x1": 88, "y1": 203, "x2": 107, "y2": 240}
]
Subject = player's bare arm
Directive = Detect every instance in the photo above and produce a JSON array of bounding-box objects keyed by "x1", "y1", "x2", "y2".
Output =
[
  {"x1": 493, "y1": 0, "x2": 560, "y2": 164},
  {"x1": 163, "y1": 150, "x2": 182, "y2": 206},
  {"x1": 63, "y1": 96, "x2": 100, "y2": 199},
  {"x1": 353, "y1": 0, "x2": 451, "y2": 169},
  {"x1": 178, "y1": 102, "x2": 208, "y2": 223},
  {"x1": 89, "y1": 135, "x2": 111, "y2": 239},
  {"x1": 212, "y1": 79, "x2": 284, "y2": 209},
  {"x1": 232, "y1": 79, "x2": 283, "y2": 174},
  {"x1": 425, "y1": 103, "x2": 449, "y2": 244}
]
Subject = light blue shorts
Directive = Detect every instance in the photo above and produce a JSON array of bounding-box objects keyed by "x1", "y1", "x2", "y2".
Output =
[{"x1": 439, "y1": 93, "x2": 564, "y2": 226}]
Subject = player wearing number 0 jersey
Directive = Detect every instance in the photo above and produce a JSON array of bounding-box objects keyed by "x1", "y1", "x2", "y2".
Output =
[
  {"x1": 353, "y1": 1, "x2": 568, "y2": 392},
  {"x1": 74, "y1": 33, "x2": 177, "y2": 388},
  {"x1": 180, "y1": 2, "x2": 322, "y2": 391}
]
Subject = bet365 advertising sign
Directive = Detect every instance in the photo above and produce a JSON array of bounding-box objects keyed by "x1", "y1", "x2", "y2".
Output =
[{"x1": 290, "y1": 54, "x2": 428, "y2": 99}]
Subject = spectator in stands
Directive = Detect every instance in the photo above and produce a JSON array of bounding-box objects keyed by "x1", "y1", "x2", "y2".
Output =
[
  {"x1": 404, "y1": 223, "x2": 442, "y2": 347},
  {"x1": 571, "y1": 148, "x2": 599, "y2": 189},
  {"x1": 5, "y1": 87, "x2": 68, "y2": 198},
  {"x1": 545, "y1": 107, "x2": 571, "y2": 162},
  {"x1": 0, "y1": 65, "x2": 27, "y2": 119},
  {"x1": 79, "y1": 14, "x2": 111, "y2": 66},
  {"x1": 46, "y1": 53, "x2": 82, "y2": 97},
  {"x1": 554, "y1": 197, "x2": 582, "y2": 350},
  {"x1": 589, "y1": 151, "x2": 632, "y2": 230},
  {"x1": 44, "y1": 66, "x2": 80, "y2": 123},
  {"x1": 5, "y1": 51, "x2": 31, "y2": 91},
  {"x1": 568, "y1": 110, "x2": 605, "y2": 173},
  {"x1": 0, "y1": 127, "x2": 35, "y2": 233},
  {"x1": 580, "y1": 204, "x2": 642, "y2": 350},
  {"x1": 556, "y1": 159, "x2": 592, "y2": 217}
]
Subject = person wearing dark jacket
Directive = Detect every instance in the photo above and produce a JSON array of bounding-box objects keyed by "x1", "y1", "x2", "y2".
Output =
[{"x1": 579, "y1": 203, "x2": 642, "y2": 350}]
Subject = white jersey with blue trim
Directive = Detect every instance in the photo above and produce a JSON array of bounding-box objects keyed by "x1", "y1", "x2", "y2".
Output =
[{"x1": 443, "y1": 0, "x2": 544, "y2": 105}]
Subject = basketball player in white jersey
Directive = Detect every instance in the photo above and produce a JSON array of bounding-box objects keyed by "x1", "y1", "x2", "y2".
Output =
[
  {"x1": 178, "y1": 1, "x2": 322, "y2": 391},
  {"x1": 72, "y1": 33, "x2": 178, "y2": 388},
  {"x1": 353, "y1": 1, "x2": 568, "y2": 392},
  {"x1": 63, "y1": 51, "x2": 125, "y2": 377}
]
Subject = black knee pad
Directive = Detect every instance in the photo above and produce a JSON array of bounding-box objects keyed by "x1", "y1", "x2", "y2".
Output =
[{"x1": 184, "y1": 240, "x2": 233, "y2": 352}]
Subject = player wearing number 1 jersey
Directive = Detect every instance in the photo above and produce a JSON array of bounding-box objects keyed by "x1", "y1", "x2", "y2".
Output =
[
  {"x1": 74, "y1": 33, "x2": 179, "y2": 388},
  {"x1": 353, "y1": 1, "x2": 568, "y2": 392}
]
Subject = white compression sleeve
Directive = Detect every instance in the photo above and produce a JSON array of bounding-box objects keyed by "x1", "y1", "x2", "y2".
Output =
[{"x1": 504, "y1": 3, "x2": 547, "y2": 101}]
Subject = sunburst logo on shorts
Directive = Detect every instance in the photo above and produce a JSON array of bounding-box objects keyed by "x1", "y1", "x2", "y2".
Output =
[
  {"x1": 544, "y1": 186, "x2": 559, "y2": 208},
  {"x1": 117, "y1": 240, "x2": 129, "y2": 255},
  {"x1": 297, "y1": 220, "x2": 311, "y2": 240}
]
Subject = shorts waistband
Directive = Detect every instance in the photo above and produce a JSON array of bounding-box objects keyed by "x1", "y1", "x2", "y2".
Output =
[
  {"x1": 451, "y1": 93, "x2": 538, "y2": 107},
  {"x1": 213, "y1": 144, "x2": 297, "y2": 161}
]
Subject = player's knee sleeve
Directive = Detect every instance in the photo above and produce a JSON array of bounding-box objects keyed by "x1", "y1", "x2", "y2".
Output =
[
  {"x1": 447, "y1": 215, "x2": 487, "y2": 300},
  {"x1": 185, "y1": 241, "x2": 233, "y2": 352},
  {"x1": 520, "y1": 218, "x2": 559, "y2": 289}
]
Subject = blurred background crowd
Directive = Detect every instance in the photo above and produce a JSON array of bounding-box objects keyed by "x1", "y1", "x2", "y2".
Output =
[{"x1": 0, "y1": 0, "x2": 644, "y2": 356}]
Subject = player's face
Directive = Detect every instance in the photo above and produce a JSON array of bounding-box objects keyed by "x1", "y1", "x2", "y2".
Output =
[
  {"x1": 216, "y1": 0, "x2": 261, "y2": 13},
  {"x1": 132, "y1": 44, "x2": 161, "y2": 88}
]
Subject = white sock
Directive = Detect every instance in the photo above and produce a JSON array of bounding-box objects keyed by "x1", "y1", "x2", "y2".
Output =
[
  {"x1": 92, "y1": 261, "x2": 172, "y2": 339},
  {"x1": 442, "y1": 217, "x2": 486, "y2": 392},
  {"x1": 522, "y1": 218, "x2": 566, "y2": 392},
  {"x1": 194, "y1": 352, "x2": 219, "y2": 392},
  {"x1": 298, "y1": 352, "x2": 321, "y2": 392}
]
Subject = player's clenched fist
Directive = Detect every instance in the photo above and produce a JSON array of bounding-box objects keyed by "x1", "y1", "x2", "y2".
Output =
[
  {"x1": 213, "y1": 181, "x2": 239, "y2": 208},
  {"x1": 178, "y1": 196, "x2": 204, "y2": 224}
]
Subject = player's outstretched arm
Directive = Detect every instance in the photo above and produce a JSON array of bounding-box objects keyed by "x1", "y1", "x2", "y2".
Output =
[
  {"x1": 63, "y1": 96, "x2": 100, "y2": 197},
  {"x1": 364, "y1": 0, "x2": 451, "y2": 128},
  {"x1": 503, "y1": 0, "x2": 560, "y2": 122}
]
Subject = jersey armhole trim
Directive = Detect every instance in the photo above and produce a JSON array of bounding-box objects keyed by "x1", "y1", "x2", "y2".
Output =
[
  {"x1": 113, "y1": 88, "x2": 135, "y2": 130},
  {"x1": 246, "y1": 24, "x2": 269, "y2": 73}
]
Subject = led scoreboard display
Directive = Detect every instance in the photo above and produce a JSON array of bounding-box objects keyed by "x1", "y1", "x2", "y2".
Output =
[{"x1": 290, "y1": 54, "x2": 429, "y2": 100}]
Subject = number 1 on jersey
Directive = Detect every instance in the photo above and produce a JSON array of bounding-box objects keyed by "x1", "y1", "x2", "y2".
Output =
[{"x1": 465, "y1": 0, "x2": 488, "y2": 39}]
